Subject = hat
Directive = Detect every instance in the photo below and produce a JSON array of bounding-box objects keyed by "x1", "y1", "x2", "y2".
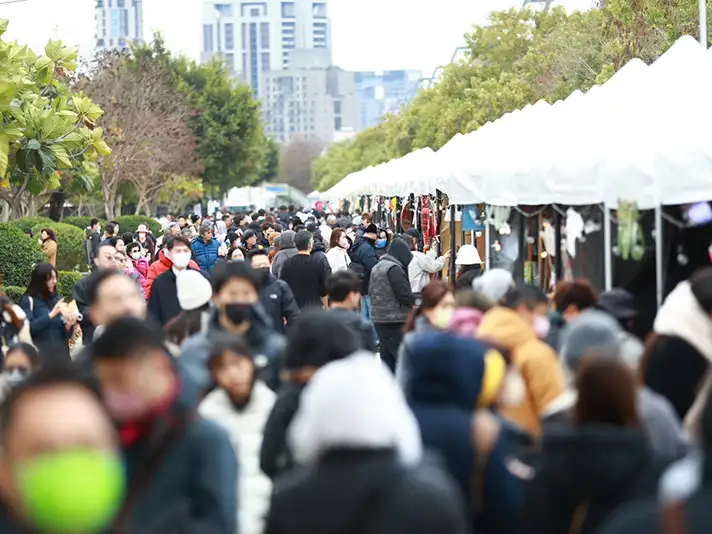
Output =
[
  {"x1": 472, "y1": 268, "x2": 513, "y2": 302},
  {"x1": 455, "y1": 245, "x2": 482, "y2": 266},
  {"x1": 363, "y1": 223, "x2": 378, "y2": 235},
  {"x1": 560, "y1": 309, "x2": 622, "y2": 373},
  {"x1": 136, "y1": 224, "x2": 148, "y2": 233},
  {"x1": 177, "y1": 270, "x2": 213, "y2": 311},
  {"x1": 598, "y1": 288, "x2": 637, "y2": 320},
  {"x1": 405, "y1": 228, "x2": 420, "y2": 240},
  {"x1": 306, "y1": 222, "x2": 318, "y2": 233},
  {"x1": 353, "y1": 215, "x2": 363, "y2": 227}
]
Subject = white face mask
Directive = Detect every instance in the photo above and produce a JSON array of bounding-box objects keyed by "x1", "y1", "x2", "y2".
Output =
[
  {"x1": 130, "y1": 251, "x2": 142, "y2": 260},
  {"x1": 339, "y1": 238, "x2": 350, "y2": 250},
  {"x1": 3, "y1": 368, "x2": 29, "y2": 386},
  {"x1": 172, "y1": 252, "x2": 191, "y2": 269}
]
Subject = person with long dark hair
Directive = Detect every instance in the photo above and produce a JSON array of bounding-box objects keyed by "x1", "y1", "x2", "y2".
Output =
[
  {"x1": 19, "y1": 263, "x2": 75, "y2": 362},
  {"x1": 39, "y1": 228, "x2": 57, "y2": 266},
  {"x1": 523, "y1": 357, "x2": 666, "y2": 534}
]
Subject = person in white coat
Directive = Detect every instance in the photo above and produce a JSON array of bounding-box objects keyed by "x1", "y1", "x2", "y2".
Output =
[
  {"x1": 403, "y1": 230, "x2": 450, "y2": 293},
  {"x1": 325, "y1": 228, "x2": 352, "y2": 273},
  {"x1": 199, "y1": 334, "x2": 276, "y2": 534}
]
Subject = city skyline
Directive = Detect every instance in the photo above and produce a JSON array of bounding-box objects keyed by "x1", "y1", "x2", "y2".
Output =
[{"x1": 0, "y1": 0, "x2": 595, "y2": 77}]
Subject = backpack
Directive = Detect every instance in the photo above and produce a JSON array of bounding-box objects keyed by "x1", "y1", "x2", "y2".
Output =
[{"x1": 349, "y1": 261, "x2": 367, "y2": 280}]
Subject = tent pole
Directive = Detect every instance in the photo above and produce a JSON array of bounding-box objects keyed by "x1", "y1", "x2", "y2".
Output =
[
  {"x1": 485, "y1": 206, "x2": 491, "y2": 270},
  {"x1": 655, "y1": 204, "x2": 664, "y2": 308},
  {"x1": 603, "y1": 205, "x2": 612, "y2": 291}
]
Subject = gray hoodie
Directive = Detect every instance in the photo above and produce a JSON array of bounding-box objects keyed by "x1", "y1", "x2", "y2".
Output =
[{"x1": 271, "y1": 231, "x2": 298, "y2": 278}]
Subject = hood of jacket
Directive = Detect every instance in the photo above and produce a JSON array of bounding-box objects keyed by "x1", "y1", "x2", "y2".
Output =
[
  {"x1": 289, "y1": 353, "x2": 422, "y2": 467},
  {"x1": 386, "y1": 238, "x2": 414, "y2": 268},
  {"x1": 537, "y1": 425, "x2": 654, "y2": 498},
  {"x1": 279, "y1": 230, "x2": 296, "y2": 250},
  {"x1": 478, "y1": 306, "x2": 539, "y2": 352},
  {"x1": 158, "y1": 248, "x2": 171, "y2": 268},
  {"x1": 406, "y1": 331, "x2": 488, "y2": 411},
  {"x1": 312, "y1": 238, "x2": 326, "y2": 254},
  {"x1": 654, "y1": 280, "x2": 712, "y2": 363}
]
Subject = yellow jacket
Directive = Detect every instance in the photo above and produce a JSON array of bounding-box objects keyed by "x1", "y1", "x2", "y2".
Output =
[{"x1": 478, "y1": 307, "x2": 565, "y2": 438}]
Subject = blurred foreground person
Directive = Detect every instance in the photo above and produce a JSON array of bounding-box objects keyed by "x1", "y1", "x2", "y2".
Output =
[
  {"x1": 523, "y1": 358, "x2": 667, "y2": 534},
  {"x1": 600, "y1": 388, "x2": 712, "y2": 534},
  {"x1": 260, "y1": 309, "x2": 362, "y2": 480},
  {"x1": 180, "y1": 262, "x2": 286, "y2": 392},
  {"x1": 478, "y1": 284, "x2": 565, "y2": 438},
  {"x1": 0, "y1": 365, "x2": 125, "y2": 534},
  {"x1": 3, "y1": 343, "x2": 41, "y2": 387},
  {"x1": 200, "y1": 335, "x2": 275, "y2": 534},
  {"x1": 645, "y1": 268, "x2": 712, "y2": 425},
  {"x1": 404, "y1": 331, "x2": 524, "y2": 533},
  {"x1": 544, "y1": 310, "x2": 686, "y2": 459},
  {"x1": 164, "y1": 270, "x2": 213, "y2": 353},
  {"x1": 265, "y1": 353, "x2": 471, "y2": 534},
  {"x1": 91, "y1": 318, "x2": 237, "y2": 534}
]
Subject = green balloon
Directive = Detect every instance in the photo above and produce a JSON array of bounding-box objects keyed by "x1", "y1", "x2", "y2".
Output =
[{"x1": 17, "y1": 449, "x2": 126, "y2": 533}]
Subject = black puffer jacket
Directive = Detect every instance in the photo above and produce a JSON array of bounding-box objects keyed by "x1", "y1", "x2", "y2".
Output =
[
  {"x1": 523, "y1": 425, "x2": 666, "y2": 534},
  {"x1": 259, "y1": 274, "x2": 300, "y2": 333},
  {"x1": 368, "y1": 239, "x2": 415, "y2": 324},
  {"x1": 265, "y1": 449, "x2": 471, "y2": 534}
]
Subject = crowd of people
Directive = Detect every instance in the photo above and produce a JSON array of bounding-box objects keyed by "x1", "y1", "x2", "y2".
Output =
[{"x1": 0, "y1": 205, "x2": 711, "y2": 534}]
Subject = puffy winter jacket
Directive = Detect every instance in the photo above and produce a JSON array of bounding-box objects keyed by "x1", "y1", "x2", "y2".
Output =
[
  {"x1": 191, "y1": 237, "x2": 221, "y2": 274},
  {"x1": 145, "y1": 250, "x2": 200, "y2": 299},
  {"x1": 349, "y1": 237, "x2": 379, "y2": 294}
]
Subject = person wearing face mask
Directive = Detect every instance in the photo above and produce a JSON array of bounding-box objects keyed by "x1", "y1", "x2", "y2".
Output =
[
  {"x1": 477, "y1": 284, "x2": 566, "y2": 439},
  {"x1": 125, "y1": 242, "x2": 149, "y2": 295},
  {"x1": 90, "y1": 318, "x2": 237, "y2": 534},
  {"x1": 148, "y1": 236, "x2": 203, "y2": 327},
  {"x1": 0, "y1": 365, "x2": 128, "y2": 534},
  {"x1": 395, "y1": 281, "x2": 456, "y2": 390},
  {"x1": 179, "y1": 261, "x2": 287, "y2": 393},
  {"x1": 199, "y1": 335, "x2": 276, "y2": 534},
  {"x1": 325, "y1": 228, "x2": 351, "y2": 273},
  {"x1": 144, "y1": 236, "x2": 200, "y2": 299},
  {"x1": 2, "y1": 343, "x2": 41, "y2": 390},
  {"x1": 248, "y1": 249, "x2": 299, "y2": 335},
  {"x1": 349, "y1": 223, "x2": 379, "y2": 321}
]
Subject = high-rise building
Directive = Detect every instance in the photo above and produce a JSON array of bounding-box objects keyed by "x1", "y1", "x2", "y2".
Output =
[
  {"x1": 262, "y1": 49, "x2": 359, "y2": 144},
  {"x1": 201, "y1": 0, "x2": 332, "y2": 97},
  {"x1": 354, "y1": 70, "x2": 421, "y2": 130},
  {"x1": 94, "y1": 0, "x2": 143, "y2": 52}
]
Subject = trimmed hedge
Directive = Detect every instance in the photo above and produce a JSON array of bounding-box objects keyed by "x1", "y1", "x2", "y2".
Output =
[
  {"x1": 9, "y1": 216, "x2": 53, "y2": 233},
  {"x1": 3, "y1": 285, "x2": 25, "y2": 303},
  {"x1": 2, "y1": 272, "x2": 84, "y2": 303},
  {"x1": 115, "y1": 216, "x2": 161, "y2": 236},
  {"x1": 62, "y1": 216, "x2": 106, "y2": 232},
  {"x1": 0, "y1": 224, "x2": 45, "y2": 287},
  {"x1": 32, "y1": 223, "x2": 87, "y2": 272},
  {"x1": 57, "y1": 270, "x2": 85, "y2": 300}
]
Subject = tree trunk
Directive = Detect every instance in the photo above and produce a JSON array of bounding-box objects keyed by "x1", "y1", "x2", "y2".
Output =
[{"x1": 115, "y1": 193, "x2": 123, "y2": 217}]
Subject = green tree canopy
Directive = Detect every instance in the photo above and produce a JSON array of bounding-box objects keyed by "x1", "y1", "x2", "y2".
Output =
[{"x1": 312, "y1": 0, "x2": 706, "y2": 193}]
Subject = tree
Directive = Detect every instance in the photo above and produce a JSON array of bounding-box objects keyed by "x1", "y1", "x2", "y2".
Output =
[
  {"x1": 133, "y1": 38, "x2": 272, "y2": 196},
  {"x1": 312, "y1": 0, "x2": 706, "y2": 193},
  {"x1": 0, "y1": 19, "x2": 110, "y2": 220},
  {"x1": 278, "y1": 136, "x2": 324, "y2": 193},
  {"x1": 77, "y1": 52, "x2": 201, "y2": 219}
]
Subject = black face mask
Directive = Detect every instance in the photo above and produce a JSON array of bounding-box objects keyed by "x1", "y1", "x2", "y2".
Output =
[
  {"x1": 255, "y1": 267, "x2": 271, "y2": 286},
  {"x1": 224, "y1": 303, "x2": 252, "y2": 325}
]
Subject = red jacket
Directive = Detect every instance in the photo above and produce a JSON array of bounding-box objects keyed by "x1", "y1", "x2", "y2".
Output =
[{"x1": 145, "y1": 249, "x2": 199, "y2": 299}]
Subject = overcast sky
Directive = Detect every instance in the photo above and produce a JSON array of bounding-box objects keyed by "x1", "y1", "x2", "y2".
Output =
[{"x1": 0, "y1": 0, "x2": 592, "y2": 76}]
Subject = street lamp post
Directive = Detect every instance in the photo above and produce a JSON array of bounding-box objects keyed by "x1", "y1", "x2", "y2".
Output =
[{"x1": 701, "y1": 0, "x2": 708, "y2": 48}]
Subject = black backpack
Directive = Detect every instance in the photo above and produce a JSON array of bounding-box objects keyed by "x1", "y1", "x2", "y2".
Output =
[{"x1": 349, "y1": 261, "x2": 367, "y2": 279}]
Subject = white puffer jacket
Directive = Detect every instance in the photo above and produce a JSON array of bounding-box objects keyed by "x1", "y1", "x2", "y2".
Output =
[{"x1": 199, "y1": 383, "x2": 276, "y2": 534}]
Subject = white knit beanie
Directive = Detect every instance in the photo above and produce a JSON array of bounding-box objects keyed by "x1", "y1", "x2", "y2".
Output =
[{"x1": 177, "y1": 270, "x2": 212, "y2": 311}]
